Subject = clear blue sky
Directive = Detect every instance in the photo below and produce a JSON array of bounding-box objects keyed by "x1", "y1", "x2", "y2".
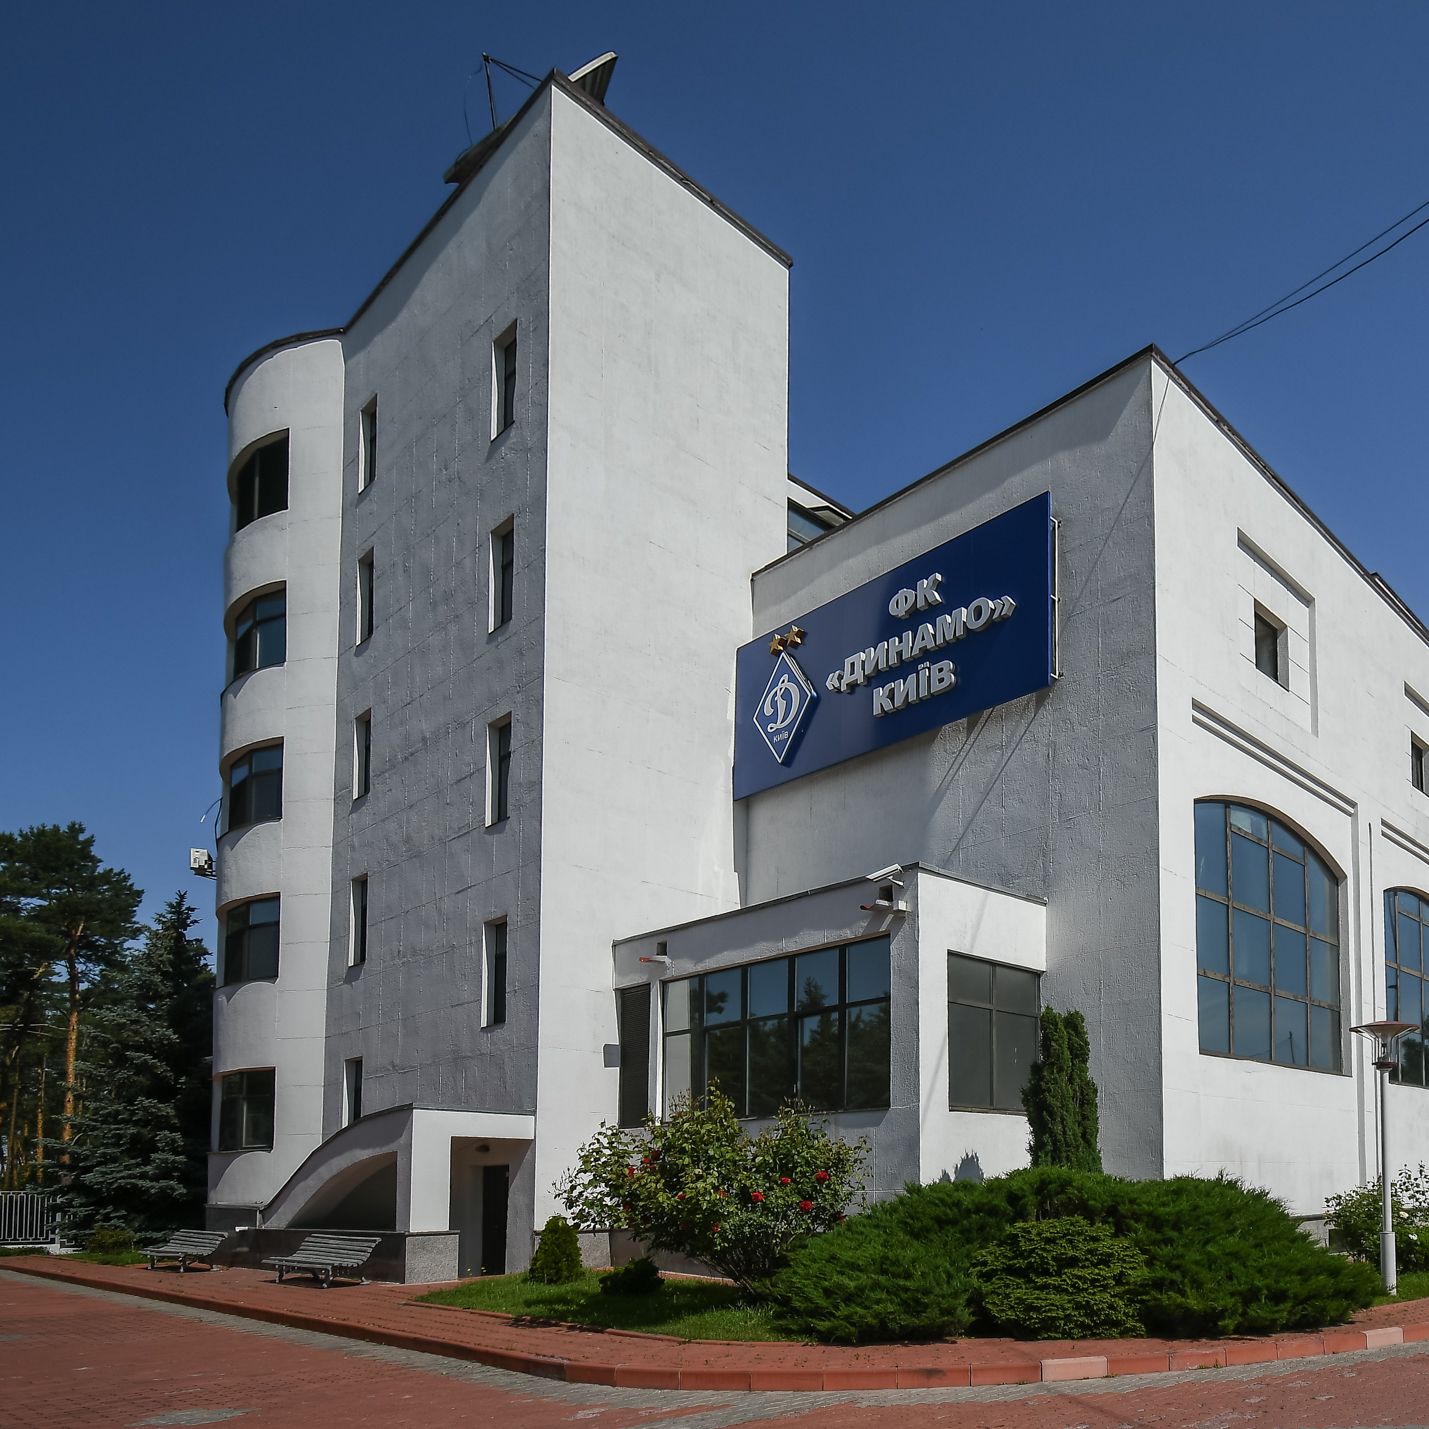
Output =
[{"x1": 3, "y1": 2, "x2": 1426, "y2": 947}]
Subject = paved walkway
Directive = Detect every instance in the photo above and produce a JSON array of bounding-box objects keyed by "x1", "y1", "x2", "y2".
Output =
[
  {"x1": 5, "y1": 1255, "x2": 1429, "y2": 1392},
  {"x1": 7, "y1": 1268, "x2": 1429, "y2": 1428}
]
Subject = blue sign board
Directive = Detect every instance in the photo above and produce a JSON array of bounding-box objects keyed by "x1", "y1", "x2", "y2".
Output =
[{"x1": 734, "y1": 492, "x2": 1056, "y2": 799}]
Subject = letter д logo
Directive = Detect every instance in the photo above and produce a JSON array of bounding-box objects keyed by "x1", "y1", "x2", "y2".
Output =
[{"x1": 753, "y1": 650, "x2": 818, "y2": 764}]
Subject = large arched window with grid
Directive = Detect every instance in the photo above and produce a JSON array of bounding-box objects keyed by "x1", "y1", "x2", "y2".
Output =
[
  {"x1": 1386, "y1": 890, "x2": 1429, "y2": 1086},
  {"x1": 1194, "y1": 800, "x2": 1341, "y2": 1071}
]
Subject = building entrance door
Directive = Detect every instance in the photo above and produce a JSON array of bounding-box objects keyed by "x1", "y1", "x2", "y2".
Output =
[{"x1": 480, "y1": 1164, "x2": 509, "y2": 1274}]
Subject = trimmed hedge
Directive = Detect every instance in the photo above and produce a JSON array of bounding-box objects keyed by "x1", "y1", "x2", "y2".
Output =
[{"x1": 768, "y1": 1167, "x2": 1378, "y2": 1343}]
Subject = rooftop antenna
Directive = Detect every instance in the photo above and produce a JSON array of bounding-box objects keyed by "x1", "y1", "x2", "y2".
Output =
[{"x1": 463, "y1": 53, "x2": 543, "y2": 145}]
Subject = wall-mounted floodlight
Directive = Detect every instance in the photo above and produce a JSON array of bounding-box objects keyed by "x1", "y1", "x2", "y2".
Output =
[{"x1": 1351, "y1": 1019, "x2": 1416, "y2": 1295}]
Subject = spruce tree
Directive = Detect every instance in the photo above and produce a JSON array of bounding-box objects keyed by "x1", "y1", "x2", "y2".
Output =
[
  {"x1": 61, "y1": 894, "x2": 212, "y2": 1236},
  {"x1": 1023, "y1": 1007, "x2": 1102, "y2": 1171}
]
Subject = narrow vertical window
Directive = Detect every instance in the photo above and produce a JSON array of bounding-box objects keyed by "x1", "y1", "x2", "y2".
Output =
[
  {"x1": 359, "y1": 399, "x2": 378, "y2": 491},
  {"x1": 232, "y1": 434, "x2": 289, "y2": 531},
  {"x1": 1253, "y1": 608, "x2": 1286, "y2": 687},
  {"x1": 1413, "y1": 737, "x2": 1427, "y2": 795},
  {"x1": 344, "y1": 1056, "x2": 363, "y2": 1125},
  {"x1": 617, "y1": 985, "x2": 651, "y2": 1127},
  {"x1": 485, "y1": 919, "x2": 508, "y2": 1027},
  {"x1": 350, "y1": 876, "x2": 368, "y2": 966},
  {"x1": 357, "y1": 550, "x2": 375, "y2": 644},
  {"x1": 354, "y1": 710, "x2": 372, "y2": 799},
  {"x1": 490, "y1": 519, "x2": 515, "y2": 631},
  {"x1": 487, "y1": 716, "x2": 512, "y2": 824},
  {"x1": 494, "y1": 326, "x2": 517, "y2": 436}
]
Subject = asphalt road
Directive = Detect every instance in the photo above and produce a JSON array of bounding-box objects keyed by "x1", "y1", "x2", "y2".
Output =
[{"x1": 3, "y1": 1269, "x2": 1428, "y2": 1428}]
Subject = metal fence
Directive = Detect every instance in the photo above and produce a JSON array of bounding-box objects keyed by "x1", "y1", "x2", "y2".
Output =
[{"x1": 0, "y1": 1192, "x2": 57, "y2": 1246}]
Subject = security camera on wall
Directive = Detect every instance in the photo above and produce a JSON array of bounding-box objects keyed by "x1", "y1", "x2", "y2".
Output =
[{"x1": 864, "y1": 864, "x2": 903, "y2": 885}]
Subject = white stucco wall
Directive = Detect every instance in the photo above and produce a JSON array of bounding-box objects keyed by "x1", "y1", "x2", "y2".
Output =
[
  {"x1": 214, "y1": 337, "x2": 344, "y2": 1211},
  {"x1": 1151, "y1": 361, "x2": 1429, "y2": 1213},
  {"x1": 534, "y1": 86, "x2": 792, "y2": 1226}
]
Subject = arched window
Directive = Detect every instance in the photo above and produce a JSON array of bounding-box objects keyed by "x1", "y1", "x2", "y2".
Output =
[
  {"x1": 1194, "y1": 801, "x2": 1340, "y2": 1071},
  {"x1": 1386, "y1": 890, "x2": 1429, "y2": 1087}
]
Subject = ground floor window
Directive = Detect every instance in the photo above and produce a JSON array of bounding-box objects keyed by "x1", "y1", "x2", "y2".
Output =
[
  {"x1": 663, "y1": 936, "x2": 890, "y2": 1117},
  {"x1": 1388, "y1": 889, "x2": 1429, "y2": 1086},
  {"x1": 217, "y1": 1068, "x2": 275, "y2": 1151},
  {"x1": 947, "y1": 953, "x2": 1039, "y2": 1110}
]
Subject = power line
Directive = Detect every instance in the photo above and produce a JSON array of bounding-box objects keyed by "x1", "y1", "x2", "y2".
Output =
[{"x1": 1177, "y1": 197, "x2": 1429, "y2": 363}]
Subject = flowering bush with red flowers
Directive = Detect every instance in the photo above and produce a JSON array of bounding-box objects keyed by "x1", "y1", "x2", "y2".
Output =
[{"x1": 555, "y1": 1085, "x2": 866, "y2": 1290}]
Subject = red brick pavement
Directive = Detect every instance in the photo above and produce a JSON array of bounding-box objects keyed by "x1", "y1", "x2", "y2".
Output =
[
  {"x1": 8, "y1": 1266, "x2": 1429, "y2": 1429},
  {"x1": 0, "y1": 1271, "x2": 705, "y2": 1428},
  {"x1": 6, "y1": 1254, "x2": 1429, "y2": 1393}
]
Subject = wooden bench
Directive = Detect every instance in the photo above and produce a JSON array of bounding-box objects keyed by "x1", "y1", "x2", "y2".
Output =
[
  {"x1": 263, "y1": 1233, "x2": 383, "y2": 1288},
  {"x1": 142, "y1": 1230, "x2": 228, "y2": 1272}
]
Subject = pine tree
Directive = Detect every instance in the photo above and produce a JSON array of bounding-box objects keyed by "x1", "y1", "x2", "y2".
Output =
[
  {"x1": 60, "y1": 894, "x2": 212, "y2": 1236},
  {"x1": 0, "y1": 823, "x2": 140, "y2": 1174},
  {"x1": 1023, "y1": 1007, "x2": 1102, "y2": 1171}
]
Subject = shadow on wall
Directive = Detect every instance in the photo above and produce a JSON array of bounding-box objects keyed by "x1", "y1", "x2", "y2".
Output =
[{"x1": 937, "y1": 1152, "x2": 985, "y2": 1185}]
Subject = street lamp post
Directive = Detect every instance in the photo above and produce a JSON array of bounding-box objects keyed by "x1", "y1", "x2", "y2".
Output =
[{"x1": 1351, "y1": 1020, "x2": 1415, "y2": 1296}]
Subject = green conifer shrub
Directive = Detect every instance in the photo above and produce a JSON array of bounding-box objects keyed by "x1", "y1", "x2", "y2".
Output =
[
  {"x1": 527, "y1": 1215, "x2": 583, "y2": 1284},
  {"x1": 770, "y1": 1167, "x2": 1378, "y2": 1343},
  {"x1": 84, "y1": 1226, "x2": 135, "y2": 1256},
  {"x1": 1022, "y1": 1007, "x2": 1102, "y2": 1171},
  {"x1": 974, "y1": 1216, "x2": 1145, "y2": 1338},
  {"x1": 599, "y1": 1256, "x2": 663, "y2": 1295}
]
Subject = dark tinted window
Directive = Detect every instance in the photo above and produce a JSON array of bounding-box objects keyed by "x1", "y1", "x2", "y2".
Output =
[
  {"x1": 223, "y1": 897, "x2": 279, "y2": 984},
  {"x1": 947, "y1": 954, "x2": 1040, "y2": 1110},
  {"x1": 231, "y1": 590, "x2": 285, "y2": 678},
  {"x1": 662, "y1": 937, "x2": 890, "y2": 1118},
  {"x1": 1195, "y1": 800, "x2": 1339, "y2": 1071},
  {"x1": 217, "y1": 1068, "x2": 275, "y2": 1151},
  {"x1": 1388, "y1": 890, "x2": 1429, "y2": 1088},
  {"x1": 226, "y1": 744, "x2": 282, "y2": 832},
  {"x1": 617, "y1": 985, "x2": 650, "y2": 1127},
  {"x1": 232, "y1": 436, "x2": 289, "y2": 531}
]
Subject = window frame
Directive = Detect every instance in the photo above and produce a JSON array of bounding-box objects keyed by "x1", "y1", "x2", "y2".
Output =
[
  {"x1": 1253, "y1": 606, "x2": 1287, "y2": 688},
  {"x1": 1412, "y1": 736, "x2": 1428, "y2": 796},
  {"x1": 231, "y1": 433, "x2": 289, "y2": 532},
  {"x1": 946, "y1": 952, "x2": 1041, "y2": 1112},
  {"x1": 661, "y1": 936, "x2": 892, "y2": 1119},
  {"x1": 493, "y1": 325, "x2": 518, "y2": 436},
  {"x1": 1387, "y1": 889, "x2": 1429, "y2": 1088},
  {"x1": 224, "y1": 743, "x2": 283, "y2": 833},
  {"x1": 229, "y1": 588, "x2": 286, "y2": 681},
  {"x1": 350, "y1": 876, "x2": 368, "y2": 967},
  {"x1": 354, "y1": 710, "x2": 372, "y2": 800},
  {"x1": 487, "y1": 716, "x2": 512, "y2": 825},
  {"x1": 356, "y1": 550, "x2": 375, "y2": 646},
  {"x1": 343, "y1": 1056, "x2": 364, "y2": 1125},
  {"x1": 216, "y1": 1068, "x2": 275, "y2": 1152},
  {"x1": 484, "y1": 918, "x2": 508, "y2": 1027},
  {"x1": 489, "y1": 519, "x2": 515, "y2": 632},
  {"x1": 358, "y1": 398, "x2": 378, "y2": 492},
  {"x1": 222, "y1": 896, "x2": 280, "y2": 985},
  {"x1": 1194, "y1": 799, "x2": 1342, "y2": 1072}
]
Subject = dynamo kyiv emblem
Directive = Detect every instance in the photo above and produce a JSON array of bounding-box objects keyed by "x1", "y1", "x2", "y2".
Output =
[{"x1": 754, "y1": 650, "x2": 817, "y2": 764}]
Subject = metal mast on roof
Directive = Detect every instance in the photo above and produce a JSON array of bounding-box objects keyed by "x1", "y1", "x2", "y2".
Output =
[{"x1": 464, "y1": 53, "x2": 543, "y2": 143}]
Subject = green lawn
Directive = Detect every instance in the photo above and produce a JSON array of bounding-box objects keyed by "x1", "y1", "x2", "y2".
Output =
[
  {"x1": 419, "y1": 1271, "x2": 795, "y2": 1342},
  {"x1": 1374, "y1": 1270, "x2": 1429, "y2": 1306}
]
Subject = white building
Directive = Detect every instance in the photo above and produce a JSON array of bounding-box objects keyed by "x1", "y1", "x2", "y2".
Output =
[{"x1": 212, "y1": 61, "x2": 1429, "y2": 1277}]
